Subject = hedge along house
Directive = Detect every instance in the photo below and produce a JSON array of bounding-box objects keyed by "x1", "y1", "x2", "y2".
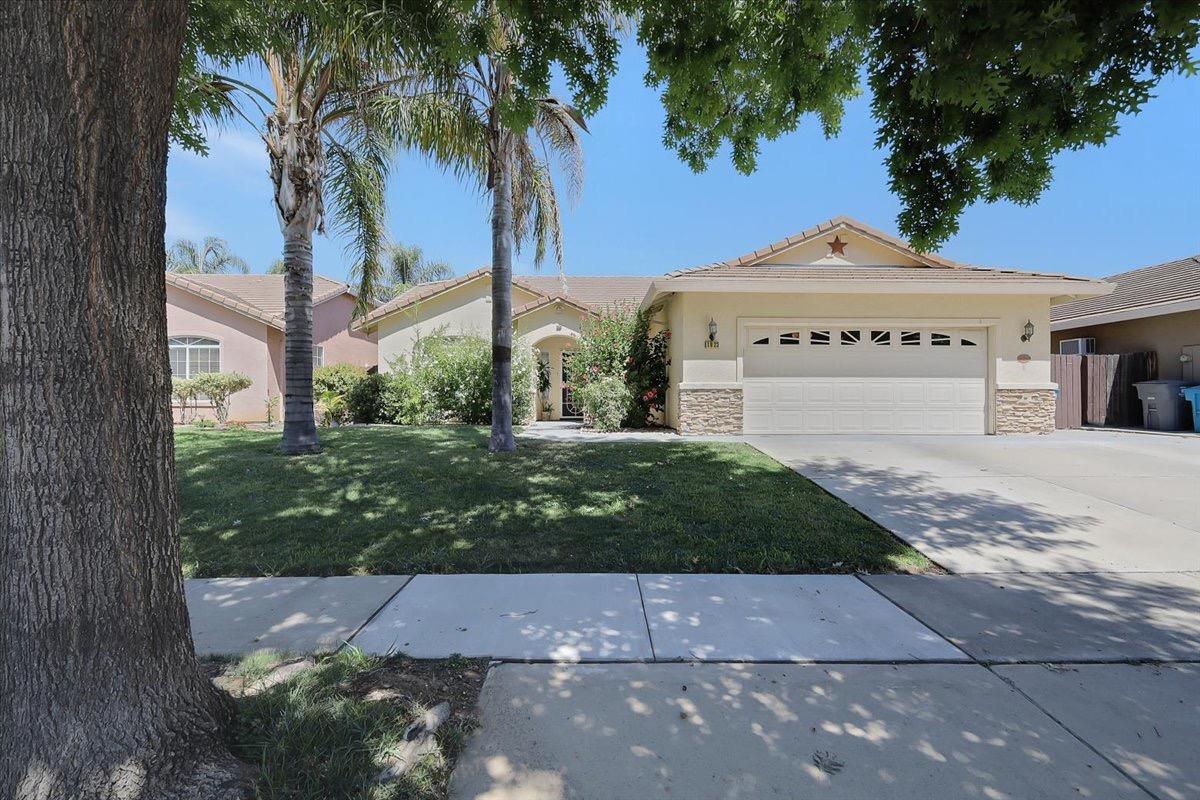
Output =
[
  {"x1": 353, "y1": 268, "x2": 653, "y2": 420},
  {"x1": 165, "y1": 273, "x2": 377, "y2": 422},
  {"x1": 644, "y1": 216, "x2": 1110, "y2": 435}
]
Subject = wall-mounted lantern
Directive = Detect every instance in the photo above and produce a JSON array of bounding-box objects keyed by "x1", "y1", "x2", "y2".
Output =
[
  {"x1": 705, "y1": 317, "x2": 719, "y2": 349},
  {"x1": 1020, "y1": 319, "x2": 1035, "y2": 343}
]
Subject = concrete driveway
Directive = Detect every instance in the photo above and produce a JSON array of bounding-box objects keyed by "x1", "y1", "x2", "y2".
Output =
[{"x1": 749, "y1": 430, "x2": 1200, "y2": 574}]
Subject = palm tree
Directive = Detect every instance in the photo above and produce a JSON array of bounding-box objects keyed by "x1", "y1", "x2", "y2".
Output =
[
  {"x1": 376, "y1": 242, "x2": 454, "y2": 300},
  {"x1": 208, "y1": 5, "x2": 471, "y2": 454},
  {"x1": 265, "y1": 257, "x2": 287, "y2": 274},
  {"x1": 373, "y1": 11, "x2": 589, "y2": 452},
  {"x1": 166, "y1": 236, "x2": 250, "y2": 274}
]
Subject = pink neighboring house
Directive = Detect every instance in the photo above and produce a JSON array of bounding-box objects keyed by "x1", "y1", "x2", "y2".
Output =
[{"x1": 165, "y1": 273, "x2": 377, "y2": 422}]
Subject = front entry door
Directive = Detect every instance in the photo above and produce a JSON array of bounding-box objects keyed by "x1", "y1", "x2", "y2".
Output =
[{"x1": 560, "y1": 351, "x2": 582, "y2": 418}]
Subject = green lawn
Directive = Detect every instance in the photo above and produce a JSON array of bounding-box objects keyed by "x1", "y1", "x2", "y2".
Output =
[{"x1": 177, "y1": 426, "x2": 933, "y2": 577}]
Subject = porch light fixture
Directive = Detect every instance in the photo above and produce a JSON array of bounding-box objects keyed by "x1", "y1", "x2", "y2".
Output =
[
  {"x1": 705, "y1": 317, "x2": 719, "y2": 349},
  {"x1": 1020, "y1": 319, "x2": 1035, "y2": 342}
]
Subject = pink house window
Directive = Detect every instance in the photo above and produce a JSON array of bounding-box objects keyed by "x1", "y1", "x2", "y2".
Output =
[{"x1": 168, "y1": 336, "x2": 220, "y2": 379}]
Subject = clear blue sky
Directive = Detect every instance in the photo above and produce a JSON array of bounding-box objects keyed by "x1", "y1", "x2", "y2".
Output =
[{"x1": 167, "y1": 44, "x2": 1200, "y2": 283}]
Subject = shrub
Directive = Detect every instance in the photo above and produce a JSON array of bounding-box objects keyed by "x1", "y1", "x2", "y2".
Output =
[
  {"x1": 416, "y1": 335, "x2": 535, "y2": 425},
  {"x1": 191, "y1": 371, "x2": 252, "y2": 427},
  {"x1": 572, "y1": 306, "x2": 670, "y2": 427},
  {"x1": 317, "y1": 390, "x2": 349, "y2": 426},
  {"x1": 345, "y1": 373, "x2": 385, "y2": 423},
  {"x1": 171, "y1": 377, "x2": 199, "y2": 423},
  {"x1": 576, "y1": 375, "x2": 631, "y2": 432},
  {"x1": 265, "y1": 394, "x2": 280, "y2": 427},
  {"x1": 378, "y1": 368, "x2": 429, "y2": 425},
  {"x1": 313, "y1": 363, "x2": 367, "y2": 397},
  {"x1": 192, "y1": 417, "x2": 215, "y2": 429}
]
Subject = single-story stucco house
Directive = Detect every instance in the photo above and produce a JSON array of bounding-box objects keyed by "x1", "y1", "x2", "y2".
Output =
[
  {"x1": 1051, "y1": 254, "x2": 1200, "y2": 382},
  {"x1": 355, "y1": 215, "x2": 1111, "y2": 435},
  {"x1": 166, "y1": 273, "x2": 377, "y2": 422}
]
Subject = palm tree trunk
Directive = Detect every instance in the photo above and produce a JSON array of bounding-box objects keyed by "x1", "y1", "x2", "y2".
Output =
[
  {"x1": 0, "y1": 2, "x2": 248, "y2": 797},
  {"x1": 281, "y1": 231, "x2": 320, "y2": 454},
  {"x1": 268, "y1": 109, "x2": 324, "y2": 455},
  {"x1": 489, "y1": 130, "x2": 516, "y2": 452}
]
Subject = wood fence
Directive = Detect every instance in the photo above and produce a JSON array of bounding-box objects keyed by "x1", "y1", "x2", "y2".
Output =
[{"x1": 1051, "y1": 351, "x2": 1158, "y2": 429}]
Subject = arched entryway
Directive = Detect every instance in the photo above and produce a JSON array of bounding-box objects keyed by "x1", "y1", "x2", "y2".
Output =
[{"x1": 531, "y1": 334, "x2": 579, "y2": 421}]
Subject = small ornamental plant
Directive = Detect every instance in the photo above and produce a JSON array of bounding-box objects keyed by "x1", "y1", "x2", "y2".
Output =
[
  {"x1": 572, "y1": 306, "x2": 669, "y2": 428},
  {"x1": 190, "y1": 372, "x2": 252, "y2": 427}
]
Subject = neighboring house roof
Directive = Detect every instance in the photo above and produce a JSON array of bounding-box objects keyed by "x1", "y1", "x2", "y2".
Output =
[
  {"x1": 1051, "y1": 254, "x2": 1200, "y2": 329},
  {"x1": 355, "y1": 268, "x2": 652, "y2": 331},
  {"x1": 646, "y1": 215, "x2": 1111, "y2": 305},
  {"x1": 165, "y1": 272, "x2": 355, "y2": 330}
]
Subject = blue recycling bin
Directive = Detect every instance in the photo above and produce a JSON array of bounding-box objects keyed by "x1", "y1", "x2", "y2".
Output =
[{"x1": 1181, "y1": 385, "x2": 1200, "y2": 432}]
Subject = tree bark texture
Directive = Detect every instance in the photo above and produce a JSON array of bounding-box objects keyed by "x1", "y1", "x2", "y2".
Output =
[
  {"x1": 267, "y1": 108, "x2": 324, "y2": 455},
  {"x1": 0, "y1": 2, "x2": 248, "y2": 798},
  {"x1": 489, "y1": 130, "x2": 516, "y2": 453}
]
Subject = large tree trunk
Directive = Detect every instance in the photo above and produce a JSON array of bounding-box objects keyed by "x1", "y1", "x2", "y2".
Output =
[
  {"x1": 489, "y1": 131, "x2": 516, "y2": 453},
  {"x1": 267, "y1": 108, "x2": 324, "y2": 455},
  {"x1": 0, "y1": 3, "x2": 248, "y2": 798}
]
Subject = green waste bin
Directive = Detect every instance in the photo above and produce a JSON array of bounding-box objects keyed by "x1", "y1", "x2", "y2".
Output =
[{"x1": 1180, "y1": 385, "x2": 1200, "y2": 432}]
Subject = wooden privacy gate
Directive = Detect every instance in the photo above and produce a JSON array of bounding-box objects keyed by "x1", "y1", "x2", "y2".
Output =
[{"x1": 1051, "y1": 352, "x2": 1158, "y2": 429}]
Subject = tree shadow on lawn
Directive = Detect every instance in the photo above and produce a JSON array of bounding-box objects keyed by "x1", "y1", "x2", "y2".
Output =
[{"x1": 176, "y1": 427, "x2": 1093, "y2": 578}]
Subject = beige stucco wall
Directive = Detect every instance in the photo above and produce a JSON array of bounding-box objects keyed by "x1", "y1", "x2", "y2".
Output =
[
  {"x1": 1051, "y1": 309, "x2": 1200, "y2": 381},
  {"x1": 374, "y1": 275, "x2": 591, "y2": 370},
  {"x1": 376, "y1": 276, "x2": 543, "y2": 370},
  {"x1": 166, "y1": 285, "x2": 274, "y2": 422},
  {"x1": 663, "y1": 290, "x2": 1054, "y2": 433}
]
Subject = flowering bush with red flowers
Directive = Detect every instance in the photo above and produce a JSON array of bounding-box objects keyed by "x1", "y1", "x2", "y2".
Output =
[{"x1": 572, "y1": 306, "x2": 670, "y2": 427}]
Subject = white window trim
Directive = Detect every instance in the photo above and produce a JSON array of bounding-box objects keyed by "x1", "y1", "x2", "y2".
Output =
[
  {"x1": 168, "y1": 335, "x2": 222, "y2": 406},
  {"x1": 168, "y1": 335, "x2": 222, "y2": 379},
  {"x1": 313, "y1": 345, "x2": 324, "y2": 368}
]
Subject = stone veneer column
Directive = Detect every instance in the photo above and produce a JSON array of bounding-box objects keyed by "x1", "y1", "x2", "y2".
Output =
[
  {"x1": 677, "y1": 387, "x2": 743, "y2": 434},
  {"x1": 994, "y1": 388, "x2": 1056, "y2": 434}
]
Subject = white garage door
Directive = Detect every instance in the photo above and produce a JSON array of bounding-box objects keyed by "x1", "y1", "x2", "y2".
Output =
[{"x1": 742, "y1": 325, "x2": 987, "y2": 434}]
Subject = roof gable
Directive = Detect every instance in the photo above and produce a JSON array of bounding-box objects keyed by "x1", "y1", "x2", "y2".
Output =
[
  {"x1": 355, "y1": 269, "x2": 654, "y2": 331},
  {"x1": 669, "y1": 216, "x2": 963, "y2": 277},
  {"x1": 165, "y1": 272, "x2": 353, "y2": 329}
]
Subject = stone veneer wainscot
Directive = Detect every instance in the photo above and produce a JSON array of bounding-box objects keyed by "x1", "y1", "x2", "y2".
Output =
[
  {"x1": 677, "y1": 387, "x2": 743, "y2": 435},
  {"x1": 994, "y1": 388, "x2": 1056, "y2": 434}
]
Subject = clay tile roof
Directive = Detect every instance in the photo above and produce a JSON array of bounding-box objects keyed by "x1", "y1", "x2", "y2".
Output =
[
  {"x1": 165, "y1": 272, "x2": 351, "y2": 328},
  {"x1": 669, "y1": 214, "x2": 963, "y2": 275},
  {"x1": 512, "y1": 293, "x2": 596, "y2": 319},
  {"x1": 515, "y1": 275, "x2": 654, "y2": 308},
  {"x1": 355, "y1": 268, "x2": 654, "y2": 330},
  {"x1": 663, "y1": 215, "x2": 1098, "y2": 284},
  {"x1": 1052, "y1": 255, "x2": 1200, "y2": 323}
]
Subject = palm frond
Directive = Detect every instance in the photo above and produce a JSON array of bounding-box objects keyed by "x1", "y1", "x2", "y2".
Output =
[
  {"x1": 533, "y1": 98, "x2": 586, "y2": 206},
  {"x1": 325, "y1": 118, "x2": 391, "y2": 317}
]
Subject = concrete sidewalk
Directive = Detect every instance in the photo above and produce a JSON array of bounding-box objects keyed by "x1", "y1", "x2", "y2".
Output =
[
  {"x1": 187, "y1": 571, "x2": 1200, "y2": 664},
  {"x1": 189, "y1": 573, "x2": 965, "y2": 662},
  {"x1": 450, "y1": 661, "x2": 1198, "y2": 800},
  {"x1": 185, "y1": 572, "x2": 1200, "y2": 799}
]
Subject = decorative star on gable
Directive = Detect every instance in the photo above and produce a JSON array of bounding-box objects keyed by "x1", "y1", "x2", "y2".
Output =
[{"x1": 827, "y1": 236, "x2": 847, "y2": 257}]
